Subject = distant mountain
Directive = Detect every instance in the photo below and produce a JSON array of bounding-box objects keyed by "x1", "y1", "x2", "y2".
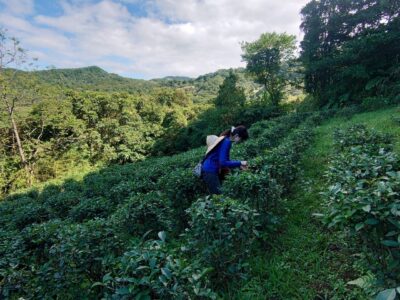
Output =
[
  {"x1": 153, "y1": 68, "x2": 261, "y2": 102},
  {"x1": 32, "y1": 66, "x2": 261, "y2": 103},
  {"x1": 152, "y1": 76, "x2": 193, "y2": 81},
  {"x1": 34, "y1": 66, "x2": 159, "y2": 93}
]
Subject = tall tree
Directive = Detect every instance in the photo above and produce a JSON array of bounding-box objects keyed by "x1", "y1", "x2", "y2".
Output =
[
  {"x1": 300, "y1": 0, "x2": 400, "y2": 107},
  {"x1": 0, "y1": 28, "x2": 36, "y2": 185},
  {"x1": 214, "y1": 71, "x2": 246, "y2": 108},
  {"x1": 241, "y1": 32, "x2": 296, "y2": 106}
]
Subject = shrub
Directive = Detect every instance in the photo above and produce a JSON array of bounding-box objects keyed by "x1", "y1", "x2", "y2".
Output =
[
  {"x1": 361, "y1": 96, "x2": 390, "y2": 111},
  {"x1": 0, "y1": 229, "x2": 28, "y2": 299},
  {"x1": 333, "y1": 124, "x2": 392, "y2": 151},
  {"x1": 110, "y1": 191, "x2": 174, "y2": 239},
  {"x1": 105, "y1": 180, "x2": 137, "y2": 203},
  {"x1": 335, "y1": 105, "x2": 362, "y2": 120},
  {"x1": 158, "y1": 168, "x2": 207, "y2": 230},
  {"x1": 43, "y1": 190, "x2": 81, "y2": 218},
  {"x1": 69, "y1": 196, "x2": 115, "y2": 222},
  {"x1": 223, "y1": 171, "x2": 282, "y2": 214},
  {"x1": 82, "y1": 169, "x2": 129, "y2": 198},
  {"x1": 21, "y1": 219, "x2": 124, "y2": 299},
  {"x1": 324, "y1": 147, "x2": 400, "y2": 230},
  {"x1": 182, "y1": 197, "x2": 260, "y2": 284},
  {"x1": 237, "y1": 112, "x2": 307, "y2": 158},
  {"x1": 15, "y1": 202, "x2": 50, "y2": 230},
  {"x1": 323, "y1": 125, "x2": 400, "y2": 281},
  {"x1": 261, "y1": 126, "x2": 314, "y2": 191},
  {"x1": 227, "y1": 120, "x2": 316, "y2": 214},
  {"x1": 101, "y1": 237, "x2": 216, "y2": 299}
]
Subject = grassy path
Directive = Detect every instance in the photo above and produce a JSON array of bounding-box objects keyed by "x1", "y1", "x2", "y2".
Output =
[{"x1": 228, "y1": 107, "x2": 400, "y2": 299}]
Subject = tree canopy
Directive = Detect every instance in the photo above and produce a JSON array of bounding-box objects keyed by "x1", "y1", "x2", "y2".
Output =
[
  {"x1": 300, "y1": 0, "x2": 400, "y2": 107},
  {"x1": 241, "y1": 32, "x2": 297, "y2": 106}
]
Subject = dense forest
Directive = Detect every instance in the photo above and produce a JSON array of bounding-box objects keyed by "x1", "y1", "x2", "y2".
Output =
[
  {"x1": 33, "y1": 66, "x2": 261, "y2": 103},
  {"x1": 1, "y1": 0, "x2": 400, "y2": 299}
]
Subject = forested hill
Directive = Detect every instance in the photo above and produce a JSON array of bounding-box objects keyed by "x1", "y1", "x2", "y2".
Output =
[
  {"x1": 33, "y1": 66, "x2": 158, "y2": 93},
  {"x1": 33, "y1": 66, "x2": 261, "y2": 103},
  {"x1": 151, "y1": 68, "x2": 261, "y2": 102}
]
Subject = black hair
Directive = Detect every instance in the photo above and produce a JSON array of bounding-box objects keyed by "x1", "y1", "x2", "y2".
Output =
[{"x1": 219, "y1": 125, "x2": 249, "y2": 140}]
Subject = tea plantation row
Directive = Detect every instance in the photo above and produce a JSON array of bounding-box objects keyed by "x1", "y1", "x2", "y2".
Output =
[
  {"x1": 322, "y1": 124, "x2": 400, "y2": 295},
  {"x1": 0, "y1": 112, "x2": 324, "y2": 299}
]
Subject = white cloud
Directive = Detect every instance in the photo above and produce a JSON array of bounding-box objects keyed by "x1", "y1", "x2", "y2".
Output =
[
  {"x1": 0, "y1": 0, "x2": 34, "y2": 15},
  {"x1": 0, "y1": 0, "x2": 310, "y2": 79}
]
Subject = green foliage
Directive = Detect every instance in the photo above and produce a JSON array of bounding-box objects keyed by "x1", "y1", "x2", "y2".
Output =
[
  {"x1": 0, "y1": 85, "x2": 201, "y2": 194},
  {"x1": 34, "y1": 66, "x2": 159, "y2": 94},
  {"x1": 0, "y1": 195, "x2": 49, "y2": 231},
  {"x1": 241, "y1": 32, "x2": 297, "y2": 105},
  {"x1": 155, "y1": 103, "x2": 281, "y2": 155},
  {"x1": 0, "y1": 110, "x2": 317, "y2": 298},
  {"x1": 332, "y1": 124, "x2": 392, "y2": 151},
  {"x1": 154, "y1": 87, "x2": 192, "y2": 107},
  {"x1": 42, "y1": 183, "x2": 81, "y2": 218},
  {"x1": 259, "y1": 126, "x2": 315, "y2": 191},
  {"x1": 152, "y1": 68, "x2": 261, "y2": 103},
  {"x1": 34, "y1": 66, "x2": 260, "y2": 104},
  {"x1": 243, "y1": 113, "x2": 307, "y2": 157},
  {"x1": 69, "y1": 196, "x2": 114, "y2": 222},
  {"x1": 322, "y1": 125, "x2": 400, "y2": 283},
  {"x1": 300, "y1": 0, "x2": 400, "y2": 107},
  {"x1": 68, "y1": 91, "x2": 152, "y2": 163},
  {"x1": 225, "y1": 117, "x2": 317, "y2": 221},
  {"x1": 110, "y1": 192, "x2": 174, "y2": 239},
  {"x1": 223, "y1": 171, "x2": 282, "y2": 214},
  {"x1": 158, "y1": 168, "x2": 207, "y2": 230},
  {"x1": 1, "y1": 218, "x2": 125, "y2": 299},
  {"x1": 183, "y1": 197, "x2": 261, "y2": 284},
  {"x1": 214, "y1": 71, "x2": 246, "y2": 108},
  {"x1": 102, "y1": 238, "x2": 216, "y2": 299}
]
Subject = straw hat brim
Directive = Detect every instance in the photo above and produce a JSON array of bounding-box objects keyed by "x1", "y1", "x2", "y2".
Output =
[{"x1": 205, "y1": 135, "x2": 226, "y2": 156}]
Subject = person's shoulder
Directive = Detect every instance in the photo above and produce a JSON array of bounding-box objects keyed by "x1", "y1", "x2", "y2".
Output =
[{"x1": 221, "y1": 137, "x2": 231, "y2": 146}]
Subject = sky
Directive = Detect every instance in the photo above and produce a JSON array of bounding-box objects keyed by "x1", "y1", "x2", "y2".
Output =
[{"x1": 0, "y1": 0, "x2": 310, "y2": 79}]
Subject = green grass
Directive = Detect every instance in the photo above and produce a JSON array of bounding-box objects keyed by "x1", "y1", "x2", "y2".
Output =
[
  {"x1": 320, "y1": 107, "x2": 400, "y2": 154},
  {"x1": 224, "y1": 106, "x2": 400, "y2": 299}
]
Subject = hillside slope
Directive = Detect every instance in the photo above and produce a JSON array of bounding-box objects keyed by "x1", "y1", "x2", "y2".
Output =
[
  {"x1": 0, "y1": 111, "x2": 319, "y2": 298},
  {"x1": 1, "y1": 107, "x2": 398, "y2": 299},
  {"x1": 33, "y1": 66, "x2": 159, "y2": 93},
  {"x1": 32, "y1": 66, "x2": 261, "y2": 103},
  {"x1": 232, "y1": 106, "x2": 400, "y2": 299}
]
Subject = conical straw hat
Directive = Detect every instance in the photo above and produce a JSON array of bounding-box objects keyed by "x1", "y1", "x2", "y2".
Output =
[{"x1": 205, "y1": 135, "x2": 226, "y2": 156}]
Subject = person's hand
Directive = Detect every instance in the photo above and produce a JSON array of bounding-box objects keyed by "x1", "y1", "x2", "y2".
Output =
[{"x1": 240, "y1": 161, "x2": 248, "y2": 170}]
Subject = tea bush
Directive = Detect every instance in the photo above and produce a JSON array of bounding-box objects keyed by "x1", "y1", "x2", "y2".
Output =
[
  {"x1": 158, "y1": 168, "x2": 208, "y2": 231},
  {"x1": 101, "y1": 238, "x2": 216, "y2": 299},
  {"x1": 110, "y1": 191, "x2": 174, "y2": 239},
  {"x1": 261, "y1": 126, "x2": 314, "y2": 191},
  {"x1": 2, "y1": 198, "x2": 50, "y2": 231},
  {"x1": 223, "y1": 120, "x2": 317, "y2": 231},
  {"x1": 69, "y1": 196, "x2": 114, "y2": 222},
  {"x1": 182, "y1": 196, "x2": 261, "y2": 284},
  {"x1": 0, "y1": 229, "x2": 28, "y2": 298},
  {"x1": 1, "y1": 218, "x2": 126, "y2": 299},
  {"x1": 0, "y1": 111, "x2": 316, "y2": 298},
  {"x1": 43, "y1": 189, "x2": 81, "y2": 219},
  {"x1": 239, "y1": 113, "x2": 308, "y2": 158},
  {"x1": 223, "y1": 171, "x2": 282, "y2": 214},
  {"x1": 332, "y1": 124, "x2": 392, "y2": 151},
  {"x1": 323, "y1": 125, "x2": 400, "y2": 282}
]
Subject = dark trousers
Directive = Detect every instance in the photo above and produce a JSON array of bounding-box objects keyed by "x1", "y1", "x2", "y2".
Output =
[{"x1": 202, "y1": 172, "x2": 222, "y2": 195}]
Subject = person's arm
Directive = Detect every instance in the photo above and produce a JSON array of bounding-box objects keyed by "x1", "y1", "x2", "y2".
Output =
[{"x1": 218, "y1": 139, "x2": 241, "y2": 168}]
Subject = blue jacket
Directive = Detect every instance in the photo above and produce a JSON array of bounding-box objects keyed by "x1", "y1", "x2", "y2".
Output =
[{"x1": 202, "y1": 137, "x2": 241, "y2": 174}]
